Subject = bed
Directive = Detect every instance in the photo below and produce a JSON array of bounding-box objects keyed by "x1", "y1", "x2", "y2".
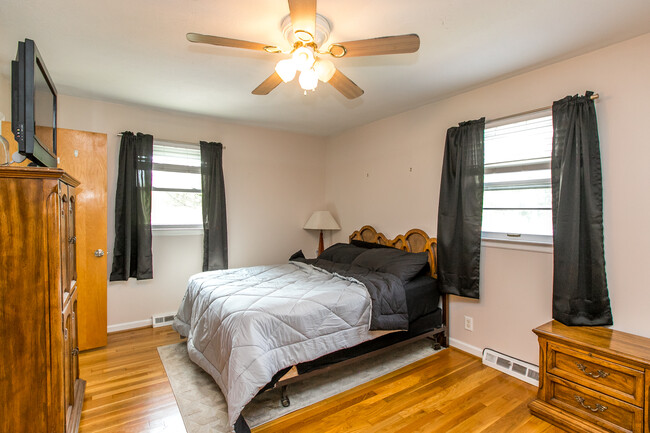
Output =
[{"x1": 173, "y1": 225, "x2": 448, "y2": 433}]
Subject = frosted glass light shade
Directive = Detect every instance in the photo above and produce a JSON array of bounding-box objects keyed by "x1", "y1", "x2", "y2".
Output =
[
  {"x1": 303, "y1": 211, "x2": 341, "y2": 231},
  {"x1": 314, "y1": 59, "x2": 335, "y2": 82},
  {"x1": 299, "y1": 69, "x2": 318, "y2": 91},
  {"x1": 292, "y1": 46, "x2": 315, "y2": 72},
  {"x1": 275, "y1": 59, "x2": 297, "y2": 82}
]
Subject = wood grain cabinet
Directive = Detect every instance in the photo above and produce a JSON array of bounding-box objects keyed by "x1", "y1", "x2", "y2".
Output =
[
  {"x1": 0, "y1": 166, "x2": 85, "y2": 433},
  {"x1": 529, "y1": 320, "x2": 650, "y2": 433}
]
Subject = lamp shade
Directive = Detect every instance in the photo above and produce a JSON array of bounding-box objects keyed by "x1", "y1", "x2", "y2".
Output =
[
  {"x1": 292, "y1": 46, "x2": 315, "y2": 72},
  {"x1": 303, "y1": 211, "x2": 340, "y2": 231},
  {"x1": 298, "y1": 68, "x2": 318, "y2": 91},
  {"x1": 314, "y1": 58, "x2": 335, "y2": 82},
  {"x1": 275, "y1": 59, "x2": 297, "y2": 82}
]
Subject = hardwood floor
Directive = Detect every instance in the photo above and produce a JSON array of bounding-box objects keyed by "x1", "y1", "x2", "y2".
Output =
[
  {"x1": 79, "y1": 326, "x2": 185, "y2": 432},
  {"x1": 255, "y1": 348, "x2": 563, "y2": 433},
  {"x1": 79, "y1": 327, "x2": 563, "y2": 432}
]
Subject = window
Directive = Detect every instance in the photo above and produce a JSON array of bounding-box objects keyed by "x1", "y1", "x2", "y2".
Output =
[
  {"x1": 151, "y1": 143, "x2": 202, "y2": 229},
  {"x1": 482, "y1": 112, "x2": 553, "y2": 243}
]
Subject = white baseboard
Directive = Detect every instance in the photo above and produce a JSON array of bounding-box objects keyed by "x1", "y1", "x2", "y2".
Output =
[
  {"x1": 107, "y1": 319, "x2": 152, "y2": 333},
  {"x1": 449, "y1": 338, "x2": 483, "y2": 358}
]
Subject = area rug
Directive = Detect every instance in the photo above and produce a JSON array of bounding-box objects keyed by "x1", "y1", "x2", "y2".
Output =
[{"x1": 158, "y1": 339, "x2": 442, "y2": 433}]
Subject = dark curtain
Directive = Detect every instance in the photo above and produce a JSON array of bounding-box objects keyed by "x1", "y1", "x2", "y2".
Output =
[
  {"x1": 200, "y1": 141, "x2": 228, "y2": 271},
  {"x1": 110, "y1": 132, "x2": 153, "y2": 281},
  {"x1": 551, "y1": 92, "x2": 612, "y2": 326},
  {"x1": 436, "y1": 118, "x2": 485, "y2": 299}
]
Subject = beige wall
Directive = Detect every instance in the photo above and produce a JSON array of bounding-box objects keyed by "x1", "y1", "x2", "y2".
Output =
[
  {"x1": 55, "y1": 96, "x2": 327, "y2": 329},
  {"x1": 0, "y1": 77, "x2": 9, "y2": 120},
  {"x1": 326, "y1": 33, "x2": 650, "y2": 364}
]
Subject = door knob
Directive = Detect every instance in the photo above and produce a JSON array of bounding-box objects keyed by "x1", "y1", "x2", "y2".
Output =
[{"x1": 94, "y1": 249, "x2": 105, "y2": 257}]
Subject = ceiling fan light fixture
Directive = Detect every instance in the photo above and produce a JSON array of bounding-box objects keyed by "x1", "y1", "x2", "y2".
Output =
[
  {"x1": 292, "y1": 46, "x2": 315, "y2": 71},
  {"x1": 263, "y1": 46, "x2": 282, "y2": 54},
  {"x1": 275, "y1": 59, "x2": 297, "y2": 82},
  {"x1": 298, "y1": 68, "x2": 318, "y2": 91},
  {"x1": 314, "y1": 58, "x2": 335, "y2": 82},
  {"x1": 294, "y1": 30, "x2": 314, "y2": 43},
  {"x1": 281, "y1": 14, "x2": 331, "y2": 47}
]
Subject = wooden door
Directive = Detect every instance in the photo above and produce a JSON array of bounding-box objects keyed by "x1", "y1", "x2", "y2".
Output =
[{"x1": 57, "y1": 128, "x2": 108, "y2": 350}]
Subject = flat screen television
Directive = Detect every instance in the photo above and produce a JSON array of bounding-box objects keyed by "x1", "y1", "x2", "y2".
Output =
[{"x1": 11, "y1": 38, "x2": 58, "y2": 167}]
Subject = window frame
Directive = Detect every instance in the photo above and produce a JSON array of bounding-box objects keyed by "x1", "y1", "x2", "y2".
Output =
[
  {"x1": 481, "y1": 111, "x2": 553, "y2": 245},
  {"x1": 151, "y1": 142, "x2": 203, "y2": 231}
]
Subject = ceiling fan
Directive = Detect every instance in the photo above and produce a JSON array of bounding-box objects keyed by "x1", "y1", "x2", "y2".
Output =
[{"x1": 186, "y1": 0, "x2": 420, "y2": 99}]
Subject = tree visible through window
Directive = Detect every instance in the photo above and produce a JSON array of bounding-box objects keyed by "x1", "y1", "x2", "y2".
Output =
[
  {"x1": 482, "y1": 112, "x2": 553, "y2": 242},
  {"x1": 151, "y1": 143, "x2": 202, "y2": 229}
]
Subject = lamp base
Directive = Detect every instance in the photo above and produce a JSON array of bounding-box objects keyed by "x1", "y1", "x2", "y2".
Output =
[{"x1": 318, "y1": 230, "x2": 324, "y2": 256}]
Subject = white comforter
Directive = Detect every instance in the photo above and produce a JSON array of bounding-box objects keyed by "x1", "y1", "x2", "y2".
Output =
[{"x1": 173, "y1": 261, "x2": 386, "y2": 431}]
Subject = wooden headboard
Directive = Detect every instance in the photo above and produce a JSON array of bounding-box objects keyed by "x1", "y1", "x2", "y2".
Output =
[{"x1": 349, "y1": 225, "x2": 438, "y2": 278}]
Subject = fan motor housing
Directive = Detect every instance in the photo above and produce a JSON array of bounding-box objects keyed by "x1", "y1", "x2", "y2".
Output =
[{"x1": 281, "y1": 13, "x2": 331, "y2": 48}]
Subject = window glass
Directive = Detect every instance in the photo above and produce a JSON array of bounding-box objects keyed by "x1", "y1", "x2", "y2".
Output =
[
  {"x1": 152, "y1": 145, "x2": 201, "y2": 167},
  {"x1": 483, "y1": 209, "x2": 552, "y2": 237},
  {"x1": 484, "y1": 116, "x2": 552, "y2": 164},
  {"x1": 151, "y1": 144, "x2": 202, "y2": 228},
  {"x1": 152, "y1": 170, "x2": 201, "y2": 190},
  {"x1": 482, "y1": 113, "x2": 553, "y2": 241},
  {"x1": 151, "y1": 191, "x2": 203, "y2": 226}
]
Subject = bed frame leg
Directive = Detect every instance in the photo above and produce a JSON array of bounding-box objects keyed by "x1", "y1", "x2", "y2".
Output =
[
  {"x1": 280, "y1": 385, "x2": 290, "y2": 407},
  {"x1": 428, "y1": 335, "x2": 442, "y2": 351}
]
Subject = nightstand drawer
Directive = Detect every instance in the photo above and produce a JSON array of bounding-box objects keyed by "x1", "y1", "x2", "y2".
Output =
[
  {"x1": 548, "y1": 342, "x2": 644, "y2": 406},
  {"x1": 548, "y1": 376, "x2": 643, "y2": 433}
]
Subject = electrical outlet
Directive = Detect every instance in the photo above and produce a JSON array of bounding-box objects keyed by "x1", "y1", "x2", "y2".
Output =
[{"x1": 464, "y1": 315, "x2": 474, "y2": 331}]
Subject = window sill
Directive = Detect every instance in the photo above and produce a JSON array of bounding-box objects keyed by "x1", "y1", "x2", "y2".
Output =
[
  {"x1": 152, "y1": 226, "x2": 203, "y2": 236},
  {"x1": 481, "y1": 237, "x2": 553, "y2": 254}
]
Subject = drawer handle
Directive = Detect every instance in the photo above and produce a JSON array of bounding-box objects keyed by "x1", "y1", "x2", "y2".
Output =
[
  {"x1": 575, "y1": 362, "x2": 610, "y2": 378},
  {"x1": 574, "y1": 395, "x2": 607, "y2": 412}
]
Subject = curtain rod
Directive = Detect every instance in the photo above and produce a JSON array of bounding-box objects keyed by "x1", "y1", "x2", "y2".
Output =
[
  {"x1": 486, "y1": 93, "x2": 599, "y2": 126},
  {"x1": 116, "y1": 133, "x2": 226, "y2": 149}
]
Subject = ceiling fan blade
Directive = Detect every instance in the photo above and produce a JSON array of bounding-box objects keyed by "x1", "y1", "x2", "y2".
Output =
[
  {"x1": 288, "y1": 0, "x2": 317, "y2": 42},
  {"x1": 252, "y1": 72, "x2": 284, "y2": 95},
  {"x1": 330, "y1": 34, "x2": 420, "y2": 58},
  {"x1": 328, "y1": 69, "x2": 364, "y2": 99},
  {"x1": 187, "y1": 33, "x2": 274, "y2": 52}
]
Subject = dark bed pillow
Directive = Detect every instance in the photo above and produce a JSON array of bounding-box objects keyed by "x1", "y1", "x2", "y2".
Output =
[
  {"x1": 351, "y1": 248, "x2": 429, "y2": 283},
  {"x1": 350, "y1": 239, "x2": 394, "y2": 250},
  {"x1": 289, "y1": 250, "x2": 305, "y2": 261},
  {"x1": 318, "y1": 243, "x2": 367, "y2": 264}
]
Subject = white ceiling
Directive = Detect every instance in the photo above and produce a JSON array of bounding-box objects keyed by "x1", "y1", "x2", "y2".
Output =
[{"x1": 1, "y1": 0, "x2": 650, "y2": 136}]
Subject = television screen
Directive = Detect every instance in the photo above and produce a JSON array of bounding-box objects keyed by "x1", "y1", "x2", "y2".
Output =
[
  {"x1": 11, "y1": 38, "x2": 57, "y2": 167},
  {"x1": 33, "y1": 57, "x2": 56, "y2": 157}
]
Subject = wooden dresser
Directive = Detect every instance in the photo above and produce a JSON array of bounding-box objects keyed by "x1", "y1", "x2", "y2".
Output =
[
  {"x1": 0, "y1": 166, "x2": 85, "y2": 433},
  {"x1": 529, "y1": 320, "x2": 650, "y2": 433}
]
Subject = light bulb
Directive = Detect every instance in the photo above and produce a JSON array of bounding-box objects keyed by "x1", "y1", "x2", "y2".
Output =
[
  {"x1": 292, "y1": 46, "x2": 315, "y2": 72},
  {"x1": 275, "y1": 59, "x2": 297, "y2": 83},
  {"x1": 314, "y1": 58, "x2": 335, "y2": 82},
  {"x1": 298, "y1": 68, "x2": 318, "y2": 91}
]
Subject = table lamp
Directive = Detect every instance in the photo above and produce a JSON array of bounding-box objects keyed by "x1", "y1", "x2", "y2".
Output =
[{"x1": 303, "y1": 211, "x2": 340, "y2": 256}]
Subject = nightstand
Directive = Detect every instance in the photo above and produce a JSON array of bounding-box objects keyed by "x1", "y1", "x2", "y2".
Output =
[{"x1": 529, "y1": 321, "x2": 650, "y2": 433}]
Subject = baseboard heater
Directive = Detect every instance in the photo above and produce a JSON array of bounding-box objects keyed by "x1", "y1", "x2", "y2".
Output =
[
  {"x1": 152, "y1": 313, "x2": 176, "y2": 328},
  {"x1": 482, "y1": 348, "x2": 539, "y2": 387}
]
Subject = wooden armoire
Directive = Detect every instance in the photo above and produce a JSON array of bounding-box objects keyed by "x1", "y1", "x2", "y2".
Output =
[{"x1": 0, "y1": 166, "x2": 85, "y2": 433}]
